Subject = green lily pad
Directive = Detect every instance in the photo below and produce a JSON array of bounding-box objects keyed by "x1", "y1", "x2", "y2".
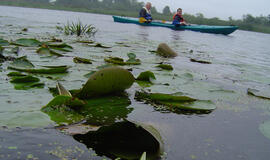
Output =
[
  {"x1": 7, "y1": 72, "x2": 27, "y2": 77},
  {"x1": 76, "y1": 40, "x2": 95, "y2": 44},
  {"x1": 42, "y1": 95, "x2": 132, "y2": 126},
  {"x1": 10, "y1": 75, "x2": 40, "y2": 83},
  {"x1": 48, "y1": 43, "x2": 73, "y2": 52},
  {"x1": 37, "y1": 47, "x2": 64, "y2": 57},
  {"x1": 78, "y1": 67, "x2": 135, "y2": 99},
  {"x1": 13, "y1": 82, "x2": 45, "y2": 90},
  {"x1": 104, "y1": 56, "x2": 141, "y2": 65},
  {"x1": 156, "y1": 64, "x2": 173, "y2": 70},
  {"x1": 73, "y1": 57, "x2": 92, "y2": 64},
  {"x1": 135, "y1": 91, "x2": 216, "y2": 113},
  {"x1": 12, "y1": 38, "x2": 42, "y2": 47},
  {"x1": 136, "y1": 71, "x2": 156, "y2": 83},
  {"x1": 8, "y1": 66, "x2": 69, "y2": 74},
  {"x1": 0, "y1": 38, "x2": 9, "y2": 46},
  {"x1": 10, "y1": 56, "x2": 34, "y2": 68},
  {"x1": 94, "y1": 43, "x2": 111, "y2": 48},
  {"x1": 41, "y1": 95, "x2": 85, "y2": 125}
]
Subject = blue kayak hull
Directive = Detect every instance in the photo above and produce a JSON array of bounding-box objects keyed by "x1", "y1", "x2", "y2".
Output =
[{"x1": 113, "y1": 16, "x2": 238, "y2": 35}]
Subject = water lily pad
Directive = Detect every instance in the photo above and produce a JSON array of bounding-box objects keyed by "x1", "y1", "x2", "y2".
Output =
[
  {"x1": 247, "y1": 88, "x2": 270, "y2": 100},
  {"x1": 41, "y1": 95, "x2": 85, "y2": 125},
  {"x1": 135, "y1": 91, "x2": 216, "y2": 112},
  {"x1": 156, "y1": 64, "x2": 173, "y2": 70},
  {"x1": 136, "y1": 71, "x2": 156, "y2": 83},
  {"x1": 8, "y1": 66, "x2": 69, "y2": 74},
  {"x1": 78, "y1": 67, "x2": 135, "y2": 99},
  {"x1": 48, "y1": 43, "x2": 73, "y2": 52},
  {"x1": 0, "y1": 38, "x2": 9, "y2": 46},
  {"x1": 10, "y1": 56, "x2": 34, "y2": 68},
  {"x1": 190, "y1": 58, "x2": 211, "y2": 64},
  {"x1": 10, "y1": 75, "x2": 40, "y2": 83},
  {"x1": 104, "y1": 56, "x2": 141, "y2": 65},
  {"x1": 13, "y1": 82, "x2": 45, "y2": 90},
  {"x1": 73, "y1": 57, "x2": 92, "y2": 64},
  {"x1": 42, "y1": 95, "x2": 132, "y2": 126},
  {"x1": 37, "y1": 47, "x2": 64, "y2": 57},
  {"x1": 12, "y1": 38, "x2": 42, "y2": 47},
  {"x1": 93, "y1": 43, "x2": 111, "y2": 48},
  {"x1": 7, "y1": 72, "x2": 27, "y2": 77}
]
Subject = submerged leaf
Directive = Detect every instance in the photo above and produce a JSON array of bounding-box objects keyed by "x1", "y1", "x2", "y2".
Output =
[{"x1": 259, "y1": 120, "x2": 270, "y2": 140}]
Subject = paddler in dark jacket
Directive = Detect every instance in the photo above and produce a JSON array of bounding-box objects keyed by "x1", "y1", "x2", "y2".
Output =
[
  {"x1": 172, "y1": 8, "x2": 188, "y2": 26},
  {"x1": 139, "y1": 2, "x2": 153, "y2": 23}
]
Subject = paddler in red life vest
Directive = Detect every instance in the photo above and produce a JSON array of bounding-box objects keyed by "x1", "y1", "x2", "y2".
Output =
[
  {"x1": 139, "y1": 2, "x2": 153, "y2": 23},
  {"x1": 172, "y1": 8, "x2": 189, "y2": 26}
]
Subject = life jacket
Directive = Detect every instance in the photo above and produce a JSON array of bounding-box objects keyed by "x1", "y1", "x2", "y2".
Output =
[
  {"x1": 172, "y1": 13, "x2": 184, "y2": 25},
  {"x1": 140, "y1": 7, "x2": 152, "y2": 20}
]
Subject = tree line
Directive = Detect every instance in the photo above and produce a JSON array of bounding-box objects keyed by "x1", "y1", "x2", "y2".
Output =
[{"x1": 0, "y1": 0, "x2": 270, "y2": 33}]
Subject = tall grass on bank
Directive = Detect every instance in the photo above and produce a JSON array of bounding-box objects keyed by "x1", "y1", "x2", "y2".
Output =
[{"x1": 57, "y1": 21, "x2": 97, "y2": 37}]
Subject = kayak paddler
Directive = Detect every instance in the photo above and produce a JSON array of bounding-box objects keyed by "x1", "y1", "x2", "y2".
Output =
[
  {"x1": 139, "y1": 2, "x2": 153, "y2": 23},
  {"x1": 172, "y1": 8, "x2": 189, "y2": 26}
]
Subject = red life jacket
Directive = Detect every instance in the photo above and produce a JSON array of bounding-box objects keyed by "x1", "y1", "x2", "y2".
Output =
[{"x1": 173, "y1": 13, "x2": 184, "y2": 22}]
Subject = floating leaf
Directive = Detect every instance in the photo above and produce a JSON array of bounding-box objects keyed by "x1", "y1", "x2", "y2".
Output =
[
  {"x1": 10, "y1": 56, "x2": 34, "y2": 68},
  {"x1": 7, "y1": 72, "x2": 27, "y2": 77},
  {"x1": 104, "y1": 56, "x2": 141, "y2": 65},
  {"x1": 156, "y1": 64, "x2": 173, "y2": 70},
  {"x1": 136, "y1": 71, "x2": 156, "y2": 83},
  {"x1": 8, "y1": 66, "x2": 69, "y2": 74},
  {"x1": 190, "y1": 58, "x2": 211, "y2": 64},
  {"x1": 94, "y1": 43, "x2": 111, "y2": 48},
  {"x1": 12, "y1": 38, "x2": 42, "y2": 47},
  {"x1": 48, "y1": 43, "x2": 73, "y2": 52},
  {"x1": 247, "y1": 88, "x2": 270, "y2": 100},
  {"x1": 0, "y1": 38, "x2": 9, "y2": 46},
  {"x1": 37, "y1": 47, "x2": 64, "y2": 57},
  {"x1": 10, "y1": 75, "x2": 40, "y2": 83},
  {"x1": 135, "y1": 91, "x2": 216, "y2": 112},
  {"x1": 76, "y1": 40, "x2": 94, "y2": 44},
  {"x1": 13, "y1": 82, "x2": 44, "y2": 90},
  {"x1": 73, "y1": 57, "x2": 92, "y2": 64},
  {"x1": 41, "y1": 95, "x2": 85, "y2": 125}
]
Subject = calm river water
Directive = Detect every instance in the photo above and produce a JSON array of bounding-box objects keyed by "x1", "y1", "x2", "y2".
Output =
[{"x1": 0, "y1": 6, "x2": 270, "y2": 160}]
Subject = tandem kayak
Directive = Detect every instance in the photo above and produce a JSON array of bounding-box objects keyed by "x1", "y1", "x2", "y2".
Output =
[{"x1": 113, "y1": 16, "x2": 238, "y2": 35}]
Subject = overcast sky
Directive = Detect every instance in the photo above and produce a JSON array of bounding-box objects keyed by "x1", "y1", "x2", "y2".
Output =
[{"x1": 139, "y1": 0, "x2": 270, "y2": 20}]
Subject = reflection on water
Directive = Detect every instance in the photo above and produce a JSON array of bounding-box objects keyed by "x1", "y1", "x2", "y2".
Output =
[{"x1": 73, "y1": 121, "x2": 161, "y2": 160}]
